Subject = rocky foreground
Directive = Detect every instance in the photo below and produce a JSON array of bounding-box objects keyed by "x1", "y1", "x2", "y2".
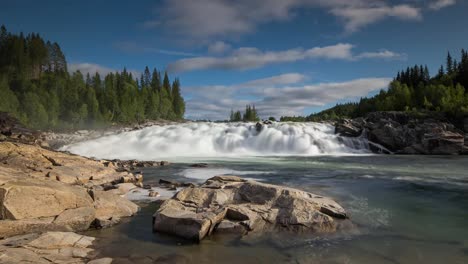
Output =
[
  {"x1": 335, "y1": 111, "x2": 468, "y2": 155},
  {"x1": 0, "y1": 141, "x2": 149, "y2": 263},
  {"x1": 153, "y1": 176, "x2": 349, "y2": 241}
]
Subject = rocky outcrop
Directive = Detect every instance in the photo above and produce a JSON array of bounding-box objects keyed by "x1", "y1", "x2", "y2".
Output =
[
  {"x1": 0, "y1": 231, "x2": 112, "y2": 264},
  {"x1": 335, "y1": 118, "x2": 364, "y2": 137},
  {"x1": 335, "y1": 112, "x2": 467, "y2": 155},
  {"x1": 0, "y1": 142, "x2": 140, "y2": 238},
  {"x1": 153, "y1": 176, "x2": 348, "y2": 241}
]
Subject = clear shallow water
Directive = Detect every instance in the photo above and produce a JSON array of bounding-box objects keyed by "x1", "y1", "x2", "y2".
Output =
[{"x1": 85, "y1": 155, "x2": 468, "y2": 264}]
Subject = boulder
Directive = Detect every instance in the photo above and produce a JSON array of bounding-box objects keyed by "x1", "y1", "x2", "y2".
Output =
[
  {"x1": 463, "y1": 117, "x2": 468, "y2": 133},
  {"x1": 153, "y1": 176, "x2": 347, "y2": 241},
  {"x1": 421, "y1": 131, "x2": 464, "y2": 154},
  {"x1": 0, "y1": 179, "x2": 93, "y2": 220},
  {"x1": 53, "y1": 207, "x2": 96, "y2": 231},
  {"x1": 335, "y1": 119, "x2": 363, "y2": 137},
  {"x1": 90, "y1": 190, "x2": 139, "y2": 219},
  {"x1": 115, "y1": 183, "x2": 138, "y2": 194}
]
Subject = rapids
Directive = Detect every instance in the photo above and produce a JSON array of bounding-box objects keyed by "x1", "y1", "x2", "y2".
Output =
[{"x1": 61, "y1": 122, "x2": 371, "y2": 160}]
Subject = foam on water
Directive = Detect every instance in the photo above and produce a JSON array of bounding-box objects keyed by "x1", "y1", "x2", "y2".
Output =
[
  {"x1": 61, "y1": 122, "x2": 371, "y2": 160},
  {"x1": 177, "y1": 168, "x2": 272, "y2": 181}
]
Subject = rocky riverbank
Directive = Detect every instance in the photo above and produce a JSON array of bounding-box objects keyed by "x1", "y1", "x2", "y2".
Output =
[{"x1": 335, "y1": 111, "x2": 468, "y2": 155}]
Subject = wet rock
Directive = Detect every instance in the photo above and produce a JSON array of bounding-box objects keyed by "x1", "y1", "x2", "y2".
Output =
[
  {"x1": 160, "y1": 161, "x2": 170, "y2": 166},
  {"x1": 92, "y1": 217, "x2": 121, "y2": 229},
  {"x1": 335, "y1": 119, "x2": 363, "y2": 137},
  {"x1": 255, "y1": 122, "x2": 264, "y2": 132},
  {"x1": 153, "y1": 176, "x2": 347, "y2": 241},
  {"x1": 155, "y1": 253, "x2": 189, "y2": 264},
  {"x1": 421, "y1": 131, "x2": 464, "y2": 154},
  {"x1": 190, "y1": 163, "x2": 208, "y2": 168},
  {"x1": 215, "y1": 220, "x2": 247, "y2": 235},
  {"x1": 149, "y1": 191, "x2": 159, "y2": 197},
  {"x1": 159, "y1": 179, "x2": 194, "y2": 188}
]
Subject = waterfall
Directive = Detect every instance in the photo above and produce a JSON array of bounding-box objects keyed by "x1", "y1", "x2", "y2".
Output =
[{"x1": 61, "y1": 122, "x2": 371, "y2": 160}]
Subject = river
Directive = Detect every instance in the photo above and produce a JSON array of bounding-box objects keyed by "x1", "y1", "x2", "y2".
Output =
[{"x1": 62, "y1": 123, "x2": 468, "y2": 263}]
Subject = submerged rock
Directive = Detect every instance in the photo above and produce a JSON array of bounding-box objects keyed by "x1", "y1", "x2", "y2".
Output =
[{"x1": 153, "y1": 176, "x2": 347, "y2": 241}]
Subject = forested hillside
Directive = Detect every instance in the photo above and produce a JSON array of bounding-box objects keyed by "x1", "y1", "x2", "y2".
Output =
[
  {"x1": 0, "y1": 25, "x2": 185, "y2": 129},
  {"x1": 281, "y1": 50, "x2": 468, "y2": 123}
]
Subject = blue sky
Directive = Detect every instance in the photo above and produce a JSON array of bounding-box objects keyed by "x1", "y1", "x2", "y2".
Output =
[{"x1": 2, "y1": 0, "x2": 467, "y2": 120}]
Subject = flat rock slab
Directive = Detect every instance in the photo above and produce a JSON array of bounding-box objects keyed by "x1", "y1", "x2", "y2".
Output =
[
  {"x1": 153, "y1": 176, "x2": 348, "y2": 241},
  {"x1": 0, "y1": 231, "x2": 110, "y2": 264}
]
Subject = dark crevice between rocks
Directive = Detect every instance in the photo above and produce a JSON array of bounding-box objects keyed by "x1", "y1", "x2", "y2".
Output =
[{"x1": 41, "y1": 154, "x2": 62, "y2": 166}]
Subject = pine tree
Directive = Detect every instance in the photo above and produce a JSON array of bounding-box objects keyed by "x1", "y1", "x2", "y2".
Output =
[
  {"x1": 171, "y1": 78, "x2": 185, "y2": 119},
  {"x1": 447, "y1": 52, "x2": 454, "y2": 74}
]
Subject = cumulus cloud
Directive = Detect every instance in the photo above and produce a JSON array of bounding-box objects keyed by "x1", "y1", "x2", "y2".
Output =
[
  {"x1": 167, "y1": 44, "x2": 405, "y2": 73},
  {"x1": 68, "y1": 63, "x2": 140, "y2": 78},
  {"x1": 429, "y1": 0, "x2": 456, "y2": 10},
  {"x1": 331, "y1": 4, "x2": 422, "y2": 33},
  {"x1": 147, "y1": 0, "x2": 425, "y2": 41},
  {"x1": 184, "y1": 73, "x2": 391, "y2": 120}
]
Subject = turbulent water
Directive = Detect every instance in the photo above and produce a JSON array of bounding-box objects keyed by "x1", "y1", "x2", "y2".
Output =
[
  {"x1": 62, "y1": 123, "x2": 468, "y2": 263},
  {"x1": 61, "y1": 122, "x2": 371, "y2": 160}
]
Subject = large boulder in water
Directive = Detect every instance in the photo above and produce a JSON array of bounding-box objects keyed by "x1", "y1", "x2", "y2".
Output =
[{"x1": 153, "y1": 176, "x2": 347, "y2": 241}]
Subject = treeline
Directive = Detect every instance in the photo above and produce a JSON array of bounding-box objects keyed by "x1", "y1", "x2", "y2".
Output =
[
  {"x1": 281, "y1": 50, "x2": 468, "y2": 122},
  {"x1": 0, "y1": 25, "x2": 185, "y2": 129},
  {"x1": 229, "y1": 105, "x2": 260, "y2": 122}
]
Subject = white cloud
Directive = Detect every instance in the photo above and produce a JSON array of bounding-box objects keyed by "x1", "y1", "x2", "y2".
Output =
[
  {"x1": 429, "y1": 0, "x2": 456, "y2": 10},
  {"x1": 113, "y1": 41, "x2": 197, "y2": 57},
  {"x1": 184, "y1": 73, "x2": 392, "y2": 120},
  {"x1": 68, "y1": 63, "x2": 140, "y2": 78},
  {"x1": 354, "y1": 49, "x2": 407, "y2": 60},
  {"x1": 148, "y1": 0, "x2": 425, "y2": 41},
  {"x1": 238, "y1": 73, "x2": 307, "y2": 88},
  {"x1": 208, "y1": 41, "x2": 232, "y2": 54},
  {"x1": 331, "y1": 4, "x2": 422, "y2": 33},
  {"x1": 167, "y1": 43, "x2": 405, "y2": 73}
]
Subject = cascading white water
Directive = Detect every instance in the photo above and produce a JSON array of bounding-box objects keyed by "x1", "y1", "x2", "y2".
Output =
[{"x1": 61, "y1": 122, "x2": 371, "y2": 160}]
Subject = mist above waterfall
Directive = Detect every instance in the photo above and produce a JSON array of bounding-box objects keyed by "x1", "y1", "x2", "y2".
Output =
[{"x1": 61, "y1": 122, "x2": 371, "y2": 160}]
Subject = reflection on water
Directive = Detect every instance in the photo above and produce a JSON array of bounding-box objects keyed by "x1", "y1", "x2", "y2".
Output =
[{"x1": 85, "y1": 155, "x2": 468, "y2": 263}]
